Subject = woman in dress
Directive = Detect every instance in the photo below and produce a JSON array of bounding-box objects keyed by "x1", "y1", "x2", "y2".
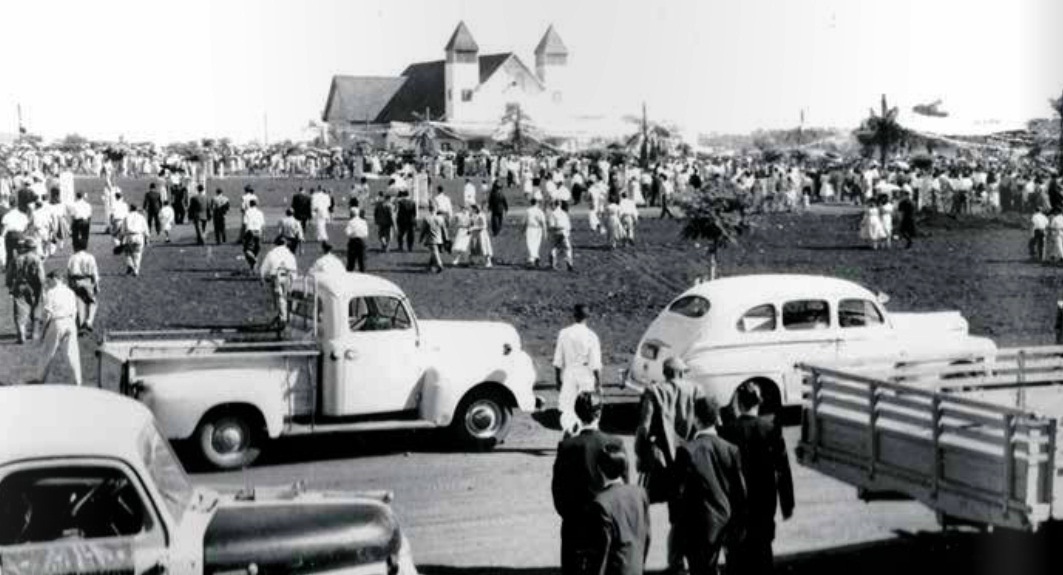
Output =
[
  {"x1": 587, "y1": 179, "x2": 604, "y2": 234},
  {"x1": 450, "y1": 206, "x2": 472, "y2": 266},
  {"x1": 468, "y1": 204, "x2": 493, "y2": 268},
  {"x1": 879, "y1": 195, "x2": 895, "y2": 249},
  {"x1": 605, "y1": 200, "x2": 623, "y2": 249},
  {"x1": 1048, "y1": 209, "x2": 1063, "y2": 262}
]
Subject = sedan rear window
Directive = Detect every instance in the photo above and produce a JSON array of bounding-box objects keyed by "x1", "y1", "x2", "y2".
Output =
[
  {"x1": 668, "y1": 296, "x2": 711, "y2": 318},
  {"x1": 839, "y1": 299, "x2": 885, "y2": 328},
  {"x1": 782, "y1": 300, "x2": 831, "y2": 330},
  {"x1": 737, "y1": 304, "x2": 776, "y2": 332}
]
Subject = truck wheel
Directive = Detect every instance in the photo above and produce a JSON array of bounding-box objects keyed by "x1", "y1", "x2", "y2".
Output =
[
  {"x1": 195, "y1": 411, "x2": 262, "y2": 470},
  {"x1": 452, "y1": 391, "x2": 512, "y2": 450}
]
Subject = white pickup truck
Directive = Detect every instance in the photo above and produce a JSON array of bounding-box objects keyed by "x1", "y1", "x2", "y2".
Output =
[{"x1": 97, "y1": 272, "x2": 540, "y2": 470}]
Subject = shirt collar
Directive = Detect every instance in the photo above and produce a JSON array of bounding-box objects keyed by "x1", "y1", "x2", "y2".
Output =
[{"x1": 693, "y1": 427, "x2": 717, "y2": 439}]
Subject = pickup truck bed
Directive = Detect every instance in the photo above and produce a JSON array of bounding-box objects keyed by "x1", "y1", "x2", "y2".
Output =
[{"x1": 796, "y1": 347, "x2": 1063, "y2": 531}]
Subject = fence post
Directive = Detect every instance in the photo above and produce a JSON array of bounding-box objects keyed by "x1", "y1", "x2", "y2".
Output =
[
  {"x1": 809, "y1": 370, "x2": 821, "y2": 461},
  {"x1": 868, "y1": 380, "x2": 879, "y2": 480},
  {"x1": 1003, "y1": 414, "x2": 1015, "y2": 515},
  {"x1": 1017, "y1": 349, "x2": 1027, "y2": 410},
  {"x1": 931, "y1": 394, "x2": 942, "y2": 499}
]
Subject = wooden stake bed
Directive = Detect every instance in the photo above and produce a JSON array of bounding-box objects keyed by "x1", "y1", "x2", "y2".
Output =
[{"x1": 796, "y1": 347, "x2": 1063, "y2": 531}]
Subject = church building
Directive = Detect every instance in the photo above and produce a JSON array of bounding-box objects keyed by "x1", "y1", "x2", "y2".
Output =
[{"x1": 322, "y1": 21, "x2": 570, "y2": 149}]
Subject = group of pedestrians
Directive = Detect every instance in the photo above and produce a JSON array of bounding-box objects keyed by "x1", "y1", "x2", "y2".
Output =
[{"x1": 550, "y1": 305, "x2": 794, "y2": 574}]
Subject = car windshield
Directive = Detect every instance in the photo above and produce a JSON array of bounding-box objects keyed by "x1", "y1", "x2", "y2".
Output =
[{"x1": 138, "y1": 423, "x2": 193, "y2": 523}]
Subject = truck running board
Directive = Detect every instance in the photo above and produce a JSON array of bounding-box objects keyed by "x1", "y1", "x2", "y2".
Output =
[{"x1": 284, "y1": 419, "x2": 438, "y2": 436}]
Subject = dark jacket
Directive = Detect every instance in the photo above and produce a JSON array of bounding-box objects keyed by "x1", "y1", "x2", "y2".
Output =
[
  {"x1": 488, "y1": 189, "x2": 508, "y2": 214},
  {"x1": 588, "y1": 483, "x2": 651, "y2": 575},
  {"x1": 719, "y1": 415, "x2": 794, "y2": 539},
  {"x1": 673, "y1": 432, "x2": 747, "y2": 550},
  {"x1": 552, "y1": 428, "x2": 623, "y2": 520},
  {"x1": 374, "y1": 200, "x2": 395, "y2": 227},
  {"x1": 396, "y1": 198, "x2": 417, "y2": 227},
  {"x1": 144, "y1": 189, "x2": 163, "y2": 213},
  {"x1": 188, "y1": 194, "x2": 208, "y2": 221},
  {"x1": 292, "y1": 192, "x2": 312, "y2": 221}
]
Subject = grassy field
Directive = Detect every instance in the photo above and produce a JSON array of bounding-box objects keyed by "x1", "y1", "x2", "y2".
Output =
[{"x1": 0, "y1": 176, "x2": 1056, "y2": 388}]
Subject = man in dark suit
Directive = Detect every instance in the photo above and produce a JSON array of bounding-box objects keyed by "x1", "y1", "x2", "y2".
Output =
[
  {"x1": 395, "y1": 190, "x2": 418, "y2": 252},
  {"x1": 143, "y1": 183, "x2": 163, "y2": 237},
  {"x1": 587, "y1": 442, "x2": 651, "y2": 575},
  {"x1": 719, "y1": 382, "x2": 794, "y2": 575},
  {"x1": 187, "y1": 184, "x2": 209, "y2": 245},
  {"x1": 673, "y1": 395, "x2": 747, "y2": 575},
  {"x1": 291, "y1": 187, "x2": 313, "y2": 233},
  {"x1": 552, "y1": 392, "x2": 623, "y2": 575}
]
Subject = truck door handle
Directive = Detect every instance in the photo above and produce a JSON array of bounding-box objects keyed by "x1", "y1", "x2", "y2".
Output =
[{"x1": 344, "y1": 350, "x2": 357, "y2": 360}]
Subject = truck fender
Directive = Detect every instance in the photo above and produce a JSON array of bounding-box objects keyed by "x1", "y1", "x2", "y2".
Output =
[
  {"x1": 418, "y1": 368, "x2": 516, "y2": 427},
  {"x1": 142, "y1": 375, "x2": 285, "y2": 441}
]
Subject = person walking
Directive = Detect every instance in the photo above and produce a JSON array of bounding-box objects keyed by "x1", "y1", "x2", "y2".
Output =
[
  {"x1": 488, "y1": 181, "x2": 508, "y2": 236},
  {"x1": 897, "y1": 190, "x2": 917, "y2": 250},
  {"x1": 548, "y1": 200, "x2": 574, "y2": 271},
  {"x1": 1, "y1": 204, "x2": 29, "y2": 276},
  {"x1": 586, "y1": 442, "x2": 651, "y2": 575},
  {"x1": 209, "y1": 188, "x2": 230, "y2": 244},
  {"x1": 634, "y1": 356, "x2": 701, "y2": 574},
  {"x1": 66, "y1": 243, "x2": 99, "y2": 335},
  {"x1": 659, "y1": 174, "x2": 676, "y2": 219},
  {"x1": 259, "y1": 236, "x2": 298, "y2": 328},
  {"x1": 311, "y1": 187, "x2": 333, "y2": 245},
  {"x1": 8, "y1": 238, "x2": 44, "y2": 344},
  {"x1": 552, "y1": 392, "x2": 624, "y2": 575},
  {"x1": 32, "y1": 270, "x2": 82, "y2": 385},
  {"x1": 1031, "y1": 208, "x2": 1049, "y2": 261},
  {"x1": 420, "y1": 209, "x2": 448, "y2": 273},
  {"x1": 719, "y1": 381, "x2": 794, "y2": 575},
  {"x1": 291, "y1": 186, "x2": 313, "y2": 234},
  {"x1": 673, "y1": 395, "x2": 748, "y2": 575},
  {"x1": 158, "y1": 200, "x2": 175, "y2": 243},
  {"x1": 450, "y1": 206, "x2": 472, "y2": 266},
  {"x1": 69, "y1": 191, "x2": 92, "y2": 249},
  {"x1": 373, "y1": 192, "x2": 395, "y2": 252},
  {"x1": 242, "y1": 199, "x2": 265, "y2": 271},
  {"x1": 121, "y1": 204, "x2": 149, "y2": 276},
  {"x1": 345, "y1": 208, "x2": 369, "y2": 272},
  {"x1": 523, "y1": 197, "x2": 546, "y2": 267},
  {"x1": 396, "y1": 190, "x2": 418, "y2": 252},
  {"x1": 143, "y1": 182, "x2": 163, "y2": 236},
  {"x1": 469, "y1": 205, "x2": 493, "y2": 268},
  {"x1": 277, "y1": 208, "x2": 305, "y2": 254},
  {"x1": 619, "y1": 193, "x2": 639, "y2": 246},
  {"x1": 309, "y1": 242, "x2": 345, "y2": 277},
  {"x1": 170, "y1": 176, "x2": 188, "y2": 225},
  {"x1": 109, "y1": 191, "x2": 129, "y2": 249},
  {"x1": 553, "y1": 304, "x2": 603, "y2": 435},
  {"x1": 187, "y1": 184, "x2": 209, "y2": 245}
]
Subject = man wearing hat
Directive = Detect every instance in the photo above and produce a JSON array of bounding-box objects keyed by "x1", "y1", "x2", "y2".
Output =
[
  {"x1": 553, "y1": 304, "x2": 603, "y2": 435},
  {"x1": 1, "y1": 204, "x2": 29, "y2": 276},
  {"x1": 8, "y1": 237, "x2": 45, "y2": 344},
  {"x1": 33, "y1": 270, "x2": 81, "y2": 385}
]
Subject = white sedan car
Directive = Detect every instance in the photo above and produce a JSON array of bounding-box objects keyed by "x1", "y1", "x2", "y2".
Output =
[{"x1": 625, "y1": 274, "x2": 997, "y2": 413}]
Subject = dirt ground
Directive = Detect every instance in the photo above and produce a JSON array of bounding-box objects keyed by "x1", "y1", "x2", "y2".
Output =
[{"x1": 0, "y1": 176, "x2": 1056, "y2": 386}]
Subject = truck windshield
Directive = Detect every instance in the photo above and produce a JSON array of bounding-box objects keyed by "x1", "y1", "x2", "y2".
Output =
[{"x1": 138, "y1": 423, "x2": 194, "y2": 523}]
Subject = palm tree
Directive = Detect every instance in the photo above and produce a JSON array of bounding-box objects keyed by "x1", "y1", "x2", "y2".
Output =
[
  {"x1": 1052, "y1": 92, "x2": 1063, "y2": 170},
  {"x1": 624, "y1": 103, "x2": 674, "y2": 168},
  {"x1": 410, "y1": 109, "x2": 439, "y2": 157},
  {"x1": 854, "y1": 94, "x2": 909, "y2": 166}
]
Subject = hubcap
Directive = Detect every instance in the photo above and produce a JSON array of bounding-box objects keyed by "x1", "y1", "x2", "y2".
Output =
[
  {"x1": 465, "y1": 400, "x2": 501, "y2": 439},
  {"x1": 213, "y1": 421, "x2": 247, "y2": 455}
]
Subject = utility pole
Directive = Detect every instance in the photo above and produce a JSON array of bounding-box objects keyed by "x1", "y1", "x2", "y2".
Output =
[
  {"x1": 16, "y1": 103, "x2": 24, "y2": 142},
  {"x1": 1058, "y1": 88, "x2": 1062, "y2": 172}
]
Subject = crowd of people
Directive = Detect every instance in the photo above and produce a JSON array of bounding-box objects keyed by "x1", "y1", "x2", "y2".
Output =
[{"x1": 551, "y1": 304, "x2": 793, "y2": 575}]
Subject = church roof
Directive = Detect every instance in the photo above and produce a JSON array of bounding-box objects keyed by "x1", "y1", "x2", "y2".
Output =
[
  {"x1": 322, "y1": 76, "x2": 408, "y2": 124},
  {"x1": 444, "y1": 21, "x2": 479, "y2": 53},
  {"x1": 535, "y1": 25, "x2": 568, "y2": 56}
]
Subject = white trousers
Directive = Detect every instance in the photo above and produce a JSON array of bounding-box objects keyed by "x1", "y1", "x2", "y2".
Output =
[
  {"x1": 558, "y1": 373, "x2": 596, "y2": 434},
  {"x1": 525, "y1": 228, "x2": 542, "y2": 262},
  {"x1": 39, "y1": 317, "x2": 81, "y2": 385}
]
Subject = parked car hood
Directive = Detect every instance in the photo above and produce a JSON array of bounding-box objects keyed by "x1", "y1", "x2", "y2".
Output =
[
  {"x1": 204, "y1": 488, "x2": 402, "y2": 575},
  {"x1": 889, "y1": 311, "x2": 969, "y2": 336},
  {"x1": 420, "y1": 320, "x2": 522, "y2": 353}
]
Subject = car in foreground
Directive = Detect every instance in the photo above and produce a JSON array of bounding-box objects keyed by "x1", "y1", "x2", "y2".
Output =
[
  {"x1": 624, "y1": 274, "x2": 997, "y2": 413},
  {"x1": 0, "y1": 385, "x2": 417, "y2": 575}
]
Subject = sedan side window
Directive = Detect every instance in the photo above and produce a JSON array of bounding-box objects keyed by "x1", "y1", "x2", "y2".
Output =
[
  {"x1": 349, "y1": 297, "x2": 412, "y2": 332},
  {"x1": 782, "y1": 300, "x2": 831, "y2": 330},
  {"x1": 839, "y1": 299, "x2": 885, "y2": 328},
  {"x1": 737, "y1": 304, "x2": 776, "y2": 332},
  {"x1": 0, "y1": 466, "x2": 152, "y2": 545}
]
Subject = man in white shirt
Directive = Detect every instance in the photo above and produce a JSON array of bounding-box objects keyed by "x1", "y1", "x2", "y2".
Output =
[
  {"x1": 344, "y1": 208, "x2": 369, "y2": 272},
  {"x1": 28, "y1": 199, "x2": 55, "y2": 258},
  {"x1": 1031, "y1": 208, "x2": 1049, "y2": 261},
  {"x1": 69, "y1": 191, "x2": 93, "y2": 249},
  {"x1": 523, "y1": 198, "x2": 546, "y2": 267},
  {"x1": 547, "y1": 200, "x2": 574, "y2": 271},
  {"x1": 310, "y1": 187, "x2": 333, "y2": 243},
  {"x1": 242, "y1": 199, "x2": 266, "y2": 271},
  {"x1": 122, "y1": 204, "x2": 150, "y2": 276},
  {"x1": 110, "y1": 191, "x2": 130, "y2": 248},
  {"x1": 67, "y1": 244, "x2": 100, "y2": 333},
  {"x1": 431, "y1": 186, "x2": 453, "y2": 220},
  {"x1": 34, "y1": 270, "x2": 81, "y2": 385},
  {"x1": 618, "y1": 193, "x2": 639, "y2": 245},
  {"x1": 1, "y1": 204, "x2": 29, "y2": 272},
  {"x1": 309, "y1": 241, "x2": 346, "y2": 276},
  {"x1": 277, "y1": 208, "x2": 305, "y2": 254},
  {"x1": 259, "y1": 236, "x2": 298, "y2": 327},
  {"x1": 553, "y1": 303, "x2": 602, "y2": 434}
]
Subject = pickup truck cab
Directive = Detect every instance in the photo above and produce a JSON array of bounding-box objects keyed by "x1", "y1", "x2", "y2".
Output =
[
  {"x1": 0, "y1": 386, "x2": 417, "y2": 575},
  {"x1": 625, "y1": 274, "x2": 996, "y2": 413},
  {"x1": 98, "y1": 272, "x2": 539, "y2": 470}
]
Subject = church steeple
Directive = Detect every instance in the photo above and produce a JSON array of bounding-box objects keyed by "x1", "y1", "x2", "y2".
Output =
[
  {"x1": 445, "y1": 21, "x2": 480, "y2": 58},
  {"x1": 535, "y1": 24, "x2": 569, "y2": 102},
  {"x1": 444, "y1": 21, "x2": 481, "y2": 121}
]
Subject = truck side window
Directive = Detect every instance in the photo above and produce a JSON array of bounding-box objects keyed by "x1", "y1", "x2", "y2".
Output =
[
  {"x1": 782, "y1": 300, "x2": 830, "y2": 330},
  {"x1": 0, "y1": 466, "x2": 151, "y2": 545},
  {"x1": 737, "y1": 304, "x2": 776, "y2": 332},
  {"x1": 839, "y1": 299, "x2": 884, "y2": 328},
  {"x1": 349, "y1": 297, "x2": 412, "y2": 332}
]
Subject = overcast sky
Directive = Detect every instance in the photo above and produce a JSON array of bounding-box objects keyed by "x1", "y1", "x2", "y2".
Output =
[{"x1": 1, "y1": 0, "x2": 1059, "y2": 143}]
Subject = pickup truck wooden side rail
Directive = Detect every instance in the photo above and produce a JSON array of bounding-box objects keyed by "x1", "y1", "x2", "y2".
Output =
[{"x1": 796, "y1": 362, "x2": 1058, "y2": 531}]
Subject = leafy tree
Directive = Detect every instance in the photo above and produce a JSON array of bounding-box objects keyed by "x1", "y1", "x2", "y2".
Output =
[
  {"x1": 58, "y1": 133, "x2": 89, "y2": 151},
  {"x1": 1052, "y1": 93, "x2": 1063, "y2": 171},
  {"x1": 624, "y1": 103, "x2": 674, "y2": 168},
  {"x1": 495, "y1": 103, "x2": 541, "y2": 154},
  {"x1": 678, "y1": 178, "x2": 751, "y2": 280},
  {"x1": 854, "y1": 94, "x2": 909, "y2": 166}
]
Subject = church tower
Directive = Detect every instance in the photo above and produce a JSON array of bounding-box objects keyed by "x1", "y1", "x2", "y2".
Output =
[
  {"x1": 444, "y1": 21, "x2": 480, "y2": 122},
  {"x1": 534, "y1": 25, "x2": 569, "y2": 104}
]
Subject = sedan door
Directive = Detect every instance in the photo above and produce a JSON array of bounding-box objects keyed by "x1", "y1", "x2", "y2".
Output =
[
  {"x1": 777, "y1": 298, "x2": 841, "y2": 398},
  {"x1": 835, "y1": 297, "x2": 899, "y2": 365},
  {"x1": 326, "y1": 295, "x2": 424, "y2": 417}
]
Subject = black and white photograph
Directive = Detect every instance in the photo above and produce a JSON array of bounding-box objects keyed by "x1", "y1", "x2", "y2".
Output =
[{"x1": 0, "y1": 0, "x2": 1062, "y2": 573}]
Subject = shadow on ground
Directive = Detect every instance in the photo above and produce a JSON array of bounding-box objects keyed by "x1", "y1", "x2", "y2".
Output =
[{"x1": 419, "y1": 528, "x2": 1063, "y2": 575}]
